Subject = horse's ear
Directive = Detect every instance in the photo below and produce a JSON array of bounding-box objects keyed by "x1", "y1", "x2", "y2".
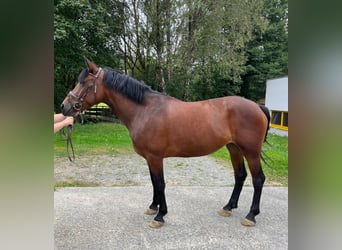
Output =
[{"x1": 84, "y1": 57, "x2": 98, "y2": 74}]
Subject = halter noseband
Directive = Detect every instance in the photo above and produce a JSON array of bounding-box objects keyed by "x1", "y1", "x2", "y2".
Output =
[{"x1": 68, "y1": 67, "x2": 102, "y2": 111}]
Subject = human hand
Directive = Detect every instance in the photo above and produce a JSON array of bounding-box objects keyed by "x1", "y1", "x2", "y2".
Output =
[
  {"x1": 63, "y1": 116, "x2": 74, "y2": 126},
  {"x1": 54, "y1": 115, "x2": 74, "y2": 133}
]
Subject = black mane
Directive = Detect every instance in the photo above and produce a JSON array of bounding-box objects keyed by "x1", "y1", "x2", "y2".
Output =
[{"x1": 102, "y1": 67, "x2": 153, "y2": 104}]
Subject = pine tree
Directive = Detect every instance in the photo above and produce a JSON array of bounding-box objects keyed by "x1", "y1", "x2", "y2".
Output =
[{"x1": 240, "y1": 0, "x2": 288, "y2": 101}]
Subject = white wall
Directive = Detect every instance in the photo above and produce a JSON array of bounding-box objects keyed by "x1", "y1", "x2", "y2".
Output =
[{"x1": 265, "y1": 76, "x2": 288, "y2": 111}]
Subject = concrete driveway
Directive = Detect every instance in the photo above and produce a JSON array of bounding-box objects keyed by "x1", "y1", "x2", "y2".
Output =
[{"x1": 54, "y1": 186, "x2": 288, "y2": 249}]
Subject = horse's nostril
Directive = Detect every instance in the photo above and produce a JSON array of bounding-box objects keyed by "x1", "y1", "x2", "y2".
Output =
[{"x1": 60, "y1": 103, "x2": 64, "y2": 111}]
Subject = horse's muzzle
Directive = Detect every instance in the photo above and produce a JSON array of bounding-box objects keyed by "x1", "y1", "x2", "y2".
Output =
[{"x1": 61, "y1": 103, "x2": 79, "y2": 117}]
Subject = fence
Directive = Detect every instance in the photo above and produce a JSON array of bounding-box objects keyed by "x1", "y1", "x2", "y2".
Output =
[{"x1": 80, "y1": 104, "x2": 119, "y2": 124}]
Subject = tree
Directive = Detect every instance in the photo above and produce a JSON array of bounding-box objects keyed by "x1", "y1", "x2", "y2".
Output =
[
  {"x1": 120, "y1": 0, "x2": 265, "y2": 101},
  {"x1": 54, "y1": 0, "x2": 286, "y2": 108},
  {"x1": 240, "y1": 0, "x2": 288, "y2": 101},
  {"x1": 171, "y1": 0, "x2": 265, "y2": 101},
  {"x1": 54, "y1": 0, "x2": 123, "y2": 111},
  {"x1": 119, "y1": 0, "x2": 176, "y2": 93}
]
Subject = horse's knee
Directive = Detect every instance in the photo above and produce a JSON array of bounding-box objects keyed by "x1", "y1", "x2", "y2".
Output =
[
  {"x1": 253, "y1": 171, "x2": 265, "y2": 188},
  {"x1": 235, "y1": 169, "x2": 247, "y2": 183}
]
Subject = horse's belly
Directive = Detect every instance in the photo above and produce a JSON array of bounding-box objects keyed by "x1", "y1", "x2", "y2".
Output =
[{"x1": 165, "y1": 136, "x2": 227, "y2": 157}]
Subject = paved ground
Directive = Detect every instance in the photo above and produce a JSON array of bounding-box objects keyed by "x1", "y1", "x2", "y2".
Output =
[
  {"x1": 54, "y1": 155, "x2": 288, "y2": 249},
  {"x1": 269, "y1": 128, "x2": 288, "y2": 137}
]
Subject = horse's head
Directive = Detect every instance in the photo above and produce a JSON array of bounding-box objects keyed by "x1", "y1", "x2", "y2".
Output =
[{"x1": 61, "y1": 58, "x2": 104, "y2": 117}]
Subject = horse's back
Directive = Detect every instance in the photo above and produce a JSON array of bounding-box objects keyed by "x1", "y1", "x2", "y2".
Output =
[{"x1": 165, "y1": 96, "x2": 267, "y2": 156}]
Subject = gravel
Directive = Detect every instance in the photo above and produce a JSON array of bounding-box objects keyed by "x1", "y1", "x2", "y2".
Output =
[
  {"x1": 55, "y1": 154, "x2": 236, "y2": 186},
  {"x1": 54, "y1": 153, "x2": 282, "y2": 187}
]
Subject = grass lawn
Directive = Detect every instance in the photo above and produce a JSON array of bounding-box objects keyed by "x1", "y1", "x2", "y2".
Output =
[
  {"x1": 55, "y1": 122, "x2": 288, "y2": 185},
  {"x1": 54, "y1": 122, "x2": 133, "y2": 157},
  {"x1": 211, "y1": 134, "x2": 288, "y2": 185}
]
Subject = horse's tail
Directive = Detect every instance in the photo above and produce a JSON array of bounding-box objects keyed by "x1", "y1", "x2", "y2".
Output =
[
  {"x1": 259, "y1": 104, "x2": 270, "y2": 143},
  {"x1": 259, "y1": 104, "x2": 273, "y2": 168}
]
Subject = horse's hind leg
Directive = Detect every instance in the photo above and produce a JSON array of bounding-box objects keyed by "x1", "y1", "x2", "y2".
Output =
[
  {"x1": 242, "y1": 152, "x2": 265, "y2": 226},
  {"x1": 218, "y1": 143, "x2": 247, "y2": 217}
]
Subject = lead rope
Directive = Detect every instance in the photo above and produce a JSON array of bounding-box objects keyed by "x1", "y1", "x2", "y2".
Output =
[{"x1": 67, "y1": 125, "x2": 75, "y2": 162}]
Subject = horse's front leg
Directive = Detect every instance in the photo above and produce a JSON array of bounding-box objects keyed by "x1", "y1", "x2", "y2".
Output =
[{"x1": 144, "y1": 156, "x2": 167, "y2": 228}]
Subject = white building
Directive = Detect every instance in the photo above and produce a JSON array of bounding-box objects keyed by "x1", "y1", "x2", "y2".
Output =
[{"x1": 265, "y1": 76, "x2": 288, "y2": 133}]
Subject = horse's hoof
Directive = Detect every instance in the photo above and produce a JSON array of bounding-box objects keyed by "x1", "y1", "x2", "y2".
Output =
[
  {"x1": 144, "y1": 208, "x2": 158, "y2": 215},
  {"x1": 218, "y1": 208, "x2": 232, "y2": 217},
  {"x1": 241, "y1": 218, "x2": 256, "y2": 227},
  {"x1": 148, "y1": 220, "x2": 164, "y2": 228}
]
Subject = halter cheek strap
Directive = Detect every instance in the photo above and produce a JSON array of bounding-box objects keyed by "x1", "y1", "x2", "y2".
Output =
[
  {"x1": 87, "y1": 67, "x2": 102, "y2": 94},
  {"x1": 91, "y1": 67, "x2": 101, "y2": 94}
]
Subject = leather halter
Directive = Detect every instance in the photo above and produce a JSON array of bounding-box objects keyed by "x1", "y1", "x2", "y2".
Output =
[
  {"x1": 68, "y1": 67, "x2": 102, "y2": 112},
  {"x1": 65, "y1": 67, "x2": 102, "y2": 161}
]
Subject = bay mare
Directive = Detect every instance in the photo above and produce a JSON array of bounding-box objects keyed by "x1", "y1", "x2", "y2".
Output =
[{"x1": 61, "y1": 58, "x2": 270, "y2": 228}]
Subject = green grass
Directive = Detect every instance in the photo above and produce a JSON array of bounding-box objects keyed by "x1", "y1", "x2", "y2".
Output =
[
  {"x1": 261, "y1": 134, "x2": 288, "y2": 184},
  {"x1": 211, "y1": 134, "x2": 288, "y2": 185},
  {"x1": 54, "y1": 122, "x2": 133, "y2": 157},
  {"x1": 55, "y1": 123, "x2": 288, "y2": 185},
  {"x1": 54, "y1": 180, "x2": 100, "y2": 188}
]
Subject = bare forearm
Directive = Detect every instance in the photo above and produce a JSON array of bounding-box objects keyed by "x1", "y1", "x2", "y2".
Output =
[{"x1": 54, "y1": 121, "x2": 67, "y2": 133}]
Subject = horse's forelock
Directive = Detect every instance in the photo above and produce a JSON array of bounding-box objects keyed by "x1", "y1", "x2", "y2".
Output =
[{"x1": 78, "y1": 68, "x2": 89, "y2": 84}]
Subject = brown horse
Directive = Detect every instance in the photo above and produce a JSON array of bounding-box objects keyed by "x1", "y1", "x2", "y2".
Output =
[{"x1": 61, "y1": 58, "x2": 270, "y2": 228}]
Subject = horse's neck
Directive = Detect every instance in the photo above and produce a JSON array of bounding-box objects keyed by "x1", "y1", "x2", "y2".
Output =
[{"x1": 104, "y1": 91, "x2": 143, "y2": 128}]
